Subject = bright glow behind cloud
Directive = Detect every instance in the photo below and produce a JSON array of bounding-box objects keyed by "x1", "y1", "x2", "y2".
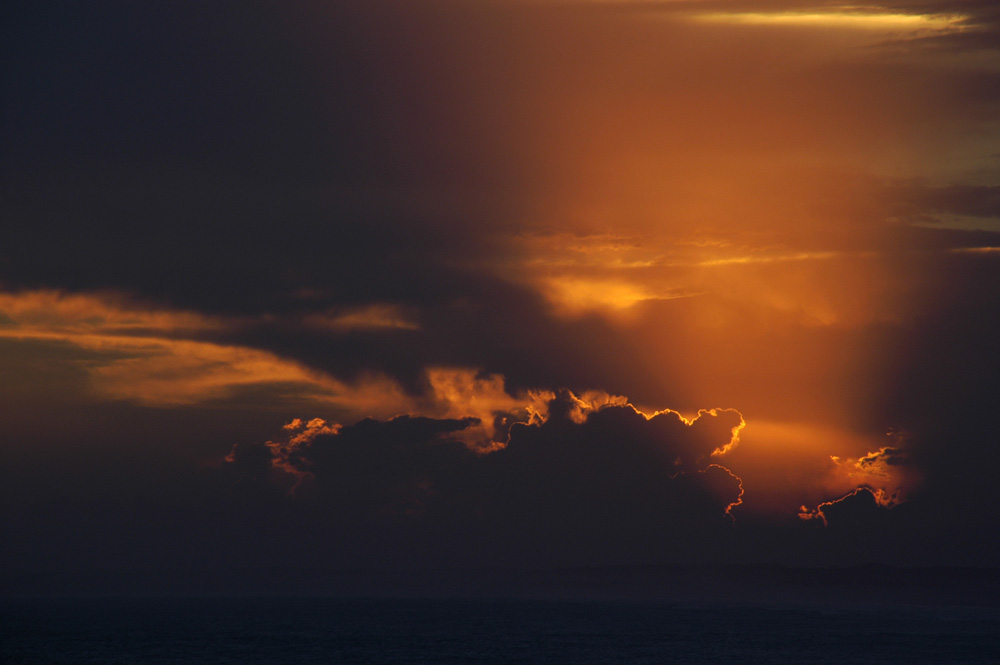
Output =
[{"x1": 692, "y1": 10, "x2": 966, "y2": 33}]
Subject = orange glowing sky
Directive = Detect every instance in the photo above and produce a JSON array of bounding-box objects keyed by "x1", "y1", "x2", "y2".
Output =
[{"x1": 2, "y1": 0, "x2": 999, "y2": 578}]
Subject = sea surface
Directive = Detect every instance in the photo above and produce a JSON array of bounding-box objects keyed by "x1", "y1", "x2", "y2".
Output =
[{"x1": 2, "y1": 597, "x2": 998, "y2": 664}]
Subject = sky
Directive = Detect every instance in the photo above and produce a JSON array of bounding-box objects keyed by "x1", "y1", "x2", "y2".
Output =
[{"x1": 2, "y1": 0, "x2": 1000, "y2": 591}]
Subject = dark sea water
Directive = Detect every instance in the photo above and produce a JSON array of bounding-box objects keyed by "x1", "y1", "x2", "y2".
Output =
[{"x1": 2, "y1": 597, "x2": 998, "y2": 664}]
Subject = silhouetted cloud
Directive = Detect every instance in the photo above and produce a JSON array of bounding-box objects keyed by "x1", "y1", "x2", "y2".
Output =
[
  {"x1": 215, "y1": 392, "x2": 745, "y2": 567},
  {"x1": 799, "y1": 487, "x2": 899, "y2": 527}
]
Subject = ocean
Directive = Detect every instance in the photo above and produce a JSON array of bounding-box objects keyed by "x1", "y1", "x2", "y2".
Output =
[{"x1": 2, "y1": 597, "x2": 998, "y2": 664}]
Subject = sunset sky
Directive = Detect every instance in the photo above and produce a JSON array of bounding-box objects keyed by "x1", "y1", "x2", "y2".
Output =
[{"x1": 3, "y1": 0, "x2": 999, "y2": 589}]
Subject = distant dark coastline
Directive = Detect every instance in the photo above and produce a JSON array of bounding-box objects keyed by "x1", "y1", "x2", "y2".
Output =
[{"x1": 5, "y1": 564, "x2": 999, "y2": 608}]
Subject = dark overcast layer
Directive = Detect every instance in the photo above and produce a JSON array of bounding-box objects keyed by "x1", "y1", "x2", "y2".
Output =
[{"x1": 2, "y1": 0, "x2": 1000, "y2": 593}]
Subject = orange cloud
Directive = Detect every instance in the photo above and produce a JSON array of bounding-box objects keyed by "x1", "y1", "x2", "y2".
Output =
[
  {"x1": 824, "y1": 443, "x2": 917, "y2": 504},
  {"x1": 0, "y1": 289, "x2": 415, "y2": 414},
  {"x1": 560, "y1": 389, "x2": 631, "y2": 424},
  {"x1": 0, "y1": 291, "x2": 644, "y2": 447},
  {"x1": 302, "y1": 304, "x2": 420, "y2": 332},
  {"x1": 539, "y1": 275, "x2": 666, "y2": 316},
  {"x1": 691, "y1": 9, "x2": 967, "y2": 34},
  {"x1": 0, "y1": 289, "x2": 218, "y2": 335},
  {"x1": 497, "y1": 229, "x2": 905, "y2": 331},
  {"x1": 718, "y1": 420, "x2": 922, "y2": 517},
  {"x1": 87, "y1": 338, "x2": 329, "y2": 406},
  {"x1": 421, "y1": 370, "x2": 631, "y2": 449},
  {"x1": 269, "y1": 417, "x2": 342, "y2": 487},
  {"x1": 423, "y1": 367, "x2": 544, "y2": 449}
]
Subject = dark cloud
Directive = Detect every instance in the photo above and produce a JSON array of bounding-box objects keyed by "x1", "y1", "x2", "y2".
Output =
[
  {"x1": 769, "y1": 487, "x2": 923, "y2": 565},
  {"x1": 283, "y1": 415, "x2": 479, "y2": 517},
  {"x1": 807, "y1": 488, "x2": 895, "y2": 528},
  {"x1": 212, "y1": 393, "x2": 745, "y2": 568},
  {"x1": 891, "y1": 0, "x2": 1000, "y2": 52},
  {"x1": 500, "y1": 396, "x2": 743, "y2": 475},
  {"x1": 477, "y1": 399, "x2": 744, "y2": 566},
  {"x1": 856, "y1": 446, "x2": 912, "y2": 470},
  {"x1": 224, "y1": 440, "x2": 281, "y2": 486},
  {"x1": 893, "y1": 183, "x2": 1000, "y2": 221}
]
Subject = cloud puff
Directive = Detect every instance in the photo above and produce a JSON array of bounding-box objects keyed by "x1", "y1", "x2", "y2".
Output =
[
  {"x1": 503, "y1": 394, "x2": 745, "y2": 473},
  {"x1": 824, "y1": 443, "x2": 916, "y2": 494},
  {"x1": 222, "y1": 391, "x2": 745, "y2": 566},
  {"x1": 855, "y1": 446, "x2": 912, "y2": 472},
  {"x1": 798, "y1": 487, "x2": 901, "y2": 527},
  {"x1": 796, "y1": 436, "x2": 917, "y2": 527}
]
